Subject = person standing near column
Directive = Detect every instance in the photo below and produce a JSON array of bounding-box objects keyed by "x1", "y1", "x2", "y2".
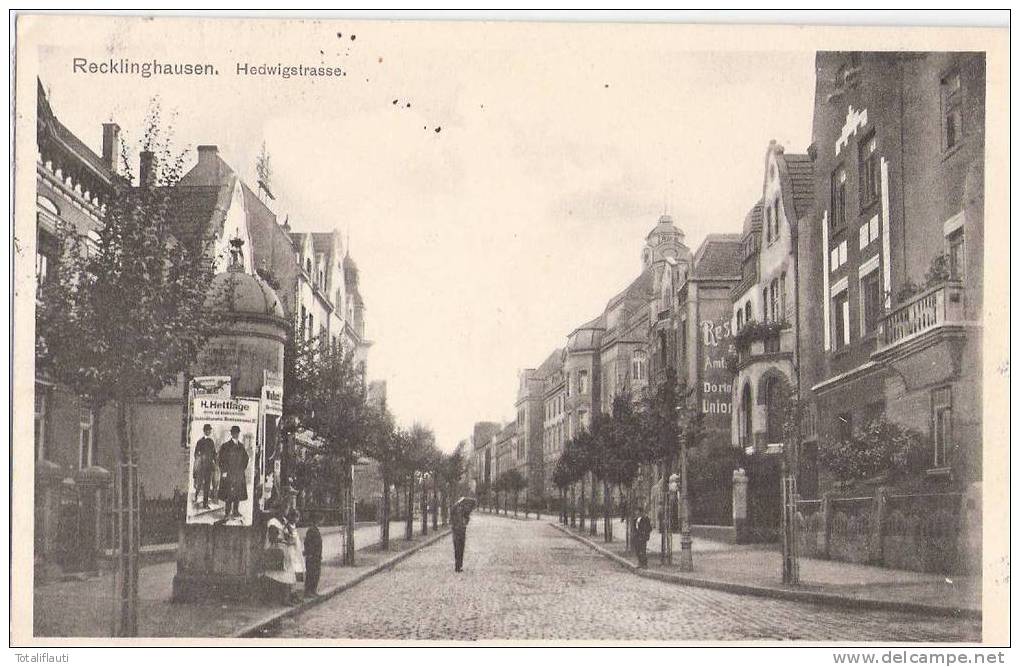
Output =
[
  {"x1": 634, "y1": 505, "x2": 652, "y2": 568},
  {"x1": 303, "y1": 512, "x2": 322, "y2": 597}
]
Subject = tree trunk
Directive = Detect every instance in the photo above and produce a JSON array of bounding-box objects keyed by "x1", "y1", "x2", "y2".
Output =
[
  {"x1": 579, "y1": 480, "x2": 586, "y2": 530},
  {"x1": 380, "y1": 476, "x2": 390, "y2": 550},
  {"x1": 660, "y1": 456, "x2": 672, "y2": 565},
  {"x1": 603, "y1": 479, "x2": 612, "y2": 542},
  {"x1": 405, "y1": 475, "x2": 414, "y2": 540},
  {"x1": 114, "y1": 400, "x2": 138, "y2": 637},
  {"x1": 339, "y1": 461, "x2": 355, "y2": 566},
  {"x1": 589, "y1": 474, "x2": 597, "y2": 537},
  {"x1": 421, "y1": 479, "x2": 428, "y2": 536},
  {"x1": 393, "y1": 483, "x2": 401, "y2": 525},
  {"x1": 624, "y1": 482, "x2": 632, "y2": 553},
  {"x1": 431, "y1": 477, "x2": 438, "y2": 530}
]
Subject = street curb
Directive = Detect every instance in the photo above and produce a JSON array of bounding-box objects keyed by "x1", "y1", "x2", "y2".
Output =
[
  {"x1": 477, "y1": 511, "x2": 540, "y2": 522},
  {"x1": 549, "y1": 522, "x2": 980, "y2": 620},
  {"x1": 234, "y1": 528, "x2": 453, "y2": 638}
]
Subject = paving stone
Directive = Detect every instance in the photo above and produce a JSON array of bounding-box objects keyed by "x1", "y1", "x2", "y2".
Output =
[{"x1": 276, "y1": 515, "x2": 981, "y2": 642}]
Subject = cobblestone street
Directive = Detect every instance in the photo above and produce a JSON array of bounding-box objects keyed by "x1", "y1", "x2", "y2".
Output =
[{"x1": 275, "y1": 515, "x2": 981, "y2": 642}]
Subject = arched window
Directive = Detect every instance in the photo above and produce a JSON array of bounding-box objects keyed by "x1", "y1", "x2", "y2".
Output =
[
  {"x1": 631, "y1": 351, "x2": 647, "y2": 382},
  {"x1": 744, "y1": 302, "x2": 751, "y2": 324}
]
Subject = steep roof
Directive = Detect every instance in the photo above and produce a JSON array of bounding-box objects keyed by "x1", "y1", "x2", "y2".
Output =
[
  {"x1": 168, "y1": 150, "x2": 238, "y2": 247},
  {"x1": 691, "y1": 234, "x2": 743, "y2": 281},
  {"x1": 605, "y1": 267, "x2": 653, "y2": 311},
  {"x1": 37, "y1": 79, "x2": 116, "y2": 187},
  {"x1": 566, "y1": 313, "x2": 605, "y2": 352},
  {"x1": 742, "y1": 199, "x2": 764, "y2": 236},
  {"x1": 782, "y1": 153, "x2": 815, "y2": 221},
  {"x1": 535, "y1": 348, "x2": 564, "y2": 378},
  {"x1": 311, "y1": 231, "x2": 337, "y2": 257}
]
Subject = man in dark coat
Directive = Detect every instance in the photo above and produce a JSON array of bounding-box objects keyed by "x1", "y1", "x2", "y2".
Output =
[
  {"x1": 218, "y1": 425, "x2": 249, "y2": 519},
  {"x1": 193, "y1": 424, "x2": 216, "y2": 509},
  {"x1": 634, "y1": 506, "x2": 653, "y2": 568},
  {"x1": 303, "y1": 512, "x2": 322, "y2": 597},
  {"x1": 451, "y1": 501, "x2": 471, "y2": 572}
]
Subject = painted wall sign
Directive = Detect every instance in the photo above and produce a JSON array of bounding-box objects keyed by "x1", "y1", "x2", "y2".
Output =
[{"x1": 699, "y1": 317, "x2": 735, "y2": 419}]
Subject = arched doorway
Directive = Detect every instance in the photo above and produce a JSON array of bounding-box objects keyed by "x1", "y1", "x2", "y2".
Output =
[{"x1": 765, "y1": 377, "x2": 785, "y2": 443}]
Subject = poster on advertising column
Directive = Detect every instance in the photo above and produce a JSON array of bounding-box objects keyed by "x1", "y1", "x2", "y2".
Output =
[{"x1": 186, "y1": 397, "x2": 260, "y2": 526}]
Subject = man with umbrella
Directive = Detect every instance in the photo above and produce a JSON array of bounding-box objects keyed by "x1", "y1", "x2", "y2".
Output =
[{"x1": 450, "y1": 497, "x2": 476, "y2": 573}]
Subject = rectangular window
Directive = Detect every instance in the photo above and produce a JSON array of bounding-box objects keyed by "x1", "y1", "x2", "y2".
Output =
[
  {"x1": 829, "y1": 239, "x2": 848, "y2": 272},
  {"x1": 860, "y1": 270, "x2": 882, "y2": 335},
  {"x1": 947, "y1": 229, "x2": 965, "y2": 280},
  {"x1": 79, "y1": 403, "x2": 95, "y2": 469},
  {"x1": 932, "y1": 387, "x2": 953, "y2": 468},
  {"x1": 859, "y1": 132, "x2": 879, "y2": 208},
  {"x1": 762, "y1": 288, "x2": 769, "y2": 322},
  {"x1": 35, "y1": 384, "x2": 48, "y2": 461},
  {"x1": 831, "y1": 167, "x2": 847, "y2": 230},
  {"x1": 579, "y1": 370, "x2": 589, "y2": 395},
  {"x1": 832, "y1": 289, "x2": 850, "y2": 349},
  {"x1": 941, "y1": 72, "x2": 963, "y2": 151}
]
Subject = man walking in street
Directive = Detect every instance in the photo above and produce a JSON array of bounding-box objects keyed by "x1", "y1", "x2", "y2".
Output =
[
  {"x1": 193, "y1": 424, "x2": 216, "y2": 509},
  {"x1": 303, "y1": 512, "x2": 322, "y2": 597},
  {"x1": 634, "y1": 505, "x2": 652, "y2": 568},
  {"x1": 451, "y1": 498, "x2": 473, "y2": 573}
]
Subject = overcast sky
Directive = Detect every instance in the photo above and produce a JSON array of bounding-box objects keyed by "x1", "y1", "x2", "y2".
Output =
[{"x1": 38, "y1": 17, "x2": 814, "y2": 451}]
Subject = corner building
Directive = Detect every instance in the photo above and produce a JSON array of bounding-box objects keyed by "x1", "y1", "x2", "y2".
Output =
[{"x1": 800, "y1": 52, "x2": 984, "y2": 492}]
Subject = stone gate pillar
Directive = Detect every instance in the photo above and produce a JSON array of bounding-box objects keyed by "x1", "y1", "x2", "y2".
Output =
[{"x1": 732, "y1": 468, "x2": 749, "y2": 543}]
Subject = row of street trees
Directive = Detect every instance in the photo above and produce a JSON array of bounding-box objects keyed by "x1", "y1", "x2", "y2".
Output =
[
  {"x1": 551, "y1": 370, "x2": 703, "y2": 551},
  {"x1": 480, "y1": 469, "x2": 528, "y2": 516},
  {"x1": 283, "y1": 327, "x2": 468, "y2": 560},
  {"x1": 34, "y1": 102, "x2": 466, "y2": 633}
]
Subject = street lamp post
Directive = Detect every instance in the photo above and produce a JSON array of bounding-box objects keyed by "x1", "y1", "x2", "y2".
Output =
[{"x1": 669, "y1": 450, "x2": 693, "y2": 571}]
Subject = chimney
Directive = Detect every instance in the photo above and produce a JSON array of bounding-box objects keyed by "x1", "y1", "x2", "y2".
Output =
[
  {"x1": 139, "y1": 150, "x2": 155, "y2": 187},
  {"x1": 197, "y1": 145, "x2": 218, "y2": 166},
  {"x1": 102, "y1": 123, "x2": 120, "y2": 173}
]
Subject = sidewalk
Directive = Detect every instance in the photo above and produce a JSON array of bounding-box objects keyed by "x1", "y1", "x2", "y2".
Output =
[
  {"x1": 34, "y1": 521, "x2": 449, "y2": 638},
  {"x1": 553, "y1": 521, "x2": 980, "y2": 618}
]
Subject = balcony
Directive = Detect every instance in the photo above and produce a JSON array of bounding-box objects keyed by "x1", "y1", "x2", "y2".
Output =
[
  {"x1": 732, "y1": 321, "x2": 794, "y2": 370},
  {"x1": 872, "y1": 281, "x2": 969, "y2": 389},
  {"x1": 876, "y1": 281, "x2": 965, "y2": 350}
]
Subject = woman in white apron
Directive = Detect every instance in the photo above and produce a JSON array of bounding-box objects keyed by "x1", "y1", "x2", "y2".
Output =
[{"x1": 285, "y1": 509, "x2": 305, "y2": 582}]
